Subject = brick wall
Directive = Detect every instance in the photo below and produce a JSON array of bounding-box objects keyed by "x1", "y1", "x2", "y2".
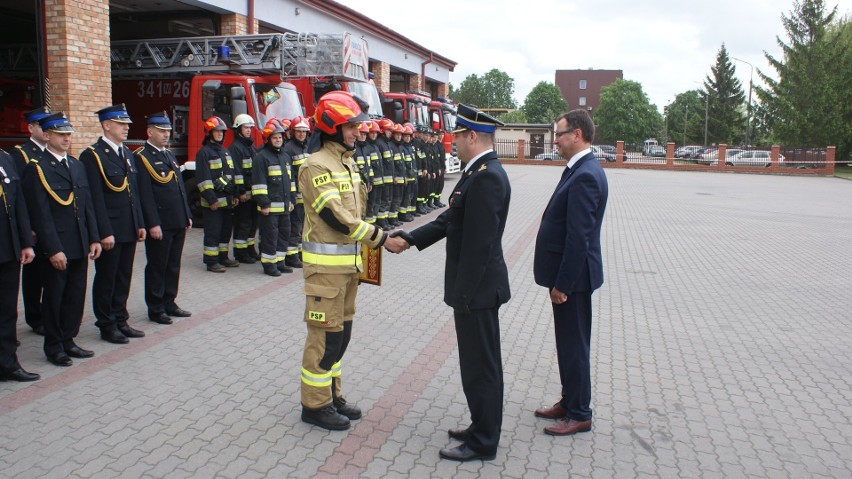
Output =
[
  {"x1": 408, "y1": 74, "x2": 421, "y2": 92},
  {"x1": 372, "y1": 61, "x2": 390, "y2": 93},
  {"x1": 220, "y1": 14, "x2": 259, "y2": 35},
  {"x1": 45, "y1": 0, "x2": 112, "y2": 153},
  {"x1": 436, "y1": 83, "x2": 448, "y2": 99}
]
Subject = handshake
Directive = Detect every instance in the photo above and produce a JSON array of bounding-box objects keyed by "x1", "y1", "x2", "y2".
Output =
[{"x1": 383, "y1": 230, "x2": 414, "y2": 254}]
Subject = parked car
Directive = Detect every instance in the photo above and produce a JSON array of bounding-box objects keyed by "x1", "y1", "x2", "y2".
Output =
[
  {"x1": 534, "y1": 151, "x2": 563, "y2": 161},
  {"x1": 675, "y1": 145, "x2": 702, "y2": 158},
  {"x1": 688, "y1": 147, "x2": 714, "y2": 160},
  {"x1": 591, "y1": 145, "x2": 616, "y2": 162},
  {"x1": 596, "y1": 145, "x2": 616, "y2": 155},
  {"x1": 646, "y1": 145, "x2": 666, "y2": 157},
  {"x1": 727, "y1": 150, "x2": 785, "y2": 167},
  {"x1": 701, "y1": 148, "x2": 744, "y2": 166}
]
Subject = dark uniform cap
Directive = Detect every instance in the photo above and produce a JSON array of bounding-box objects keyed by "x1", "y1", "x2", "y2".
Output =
[
  {"x1": 96, "y1": 104, "x2": 132, "y2": 123},
  {"x1": 39, "y1": 112, "x2": 75, "y2": 133},
  {"x1": 25, "y1": 106, "x2": 51, "y2": 124},
  {"x1": 146, "y1": 111, "x2": 172, "y2": 130},
  {"x1": 452, "y1": 104, "x2": 504, "y2": 134}
]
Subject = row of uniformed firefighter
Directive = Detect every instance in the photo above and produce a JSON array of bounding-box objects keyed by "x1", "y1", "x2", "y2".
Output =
[
  {"x1": 0, "y1": 105, "x2": 194, "y2": 381},
  {"x1": 198, "y1": 112, "x2": 447, "y2": 277}
]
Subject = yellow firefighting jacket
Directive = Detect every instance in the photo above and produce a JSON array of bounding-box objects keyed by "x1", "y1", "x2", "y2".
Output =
[{"x1": 298, "y1": 141, "x2": 386, "y2": 274}]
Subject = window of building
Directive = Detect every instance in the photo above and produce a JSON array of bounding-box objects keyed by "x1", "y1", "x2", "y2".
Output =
[
  {"x1": 579, "y1": 80, "x2": 587, "y2": 90},
  {"x1": 579, "y1": 96, "x2": 587, "y2": 106}
]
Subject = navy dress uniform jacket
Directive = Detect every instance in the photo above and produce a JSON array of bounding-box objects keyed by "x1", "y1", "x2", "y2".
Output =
[
  {"x1": 133, "y1": 143, "x2": 191, "y2": 230},
  {"x1": 0, "y1": 150, "x2": 33, "y2": 263},
  {"x1": 533, "y1": 153, "x2": 608, "y2": 294},
  {"x1": 409, "y1": 151, "x2": 511, "y2": 312},
  {"x1": 79, "y1": 138, "x2": 144, "y2": 242},
  {"x1": 22, "y1": 154, "x2": 99, "y2": 260},
  {"x1": 9, "y1": 140, "x2": 45, "y2": 175}
]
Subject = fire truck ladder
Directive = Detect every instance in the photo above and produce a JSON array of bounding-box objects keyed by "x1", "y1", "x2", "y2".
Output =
[{"x1": 110, "y1": 33, "x2": 369, "y2": 81}]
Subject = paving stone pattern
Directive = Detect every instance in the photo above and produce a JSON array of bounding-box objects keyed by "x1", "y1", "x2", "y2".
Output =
[{"x1": 2, "y1": 166, "x2": 851, "y2": 478}]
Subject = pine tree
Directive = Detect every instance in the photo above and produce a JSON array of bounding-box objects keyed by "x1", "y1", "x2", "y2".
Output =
[{"x1": 703, "y1": 44, "x2": 746, "y2": 145}]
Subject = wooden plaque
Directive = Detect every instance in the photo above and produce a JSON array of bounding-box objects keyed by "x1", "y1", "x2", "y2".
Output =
[{"x1": 359, "y1": 246, "x2": 382, "y2": 286}]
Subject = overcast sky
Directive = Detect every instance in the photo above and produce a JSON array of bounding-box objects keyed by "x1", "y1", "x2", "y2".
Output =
[{"x1": 340, "y1": 0, "x2": 852, "y2": 112}]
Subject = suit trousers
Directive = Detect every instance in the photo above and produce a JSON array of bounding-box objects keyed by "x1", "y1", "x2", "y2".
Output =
[
  {"x1": 454, "y1": 307, "x2": 504, "y2": 455},
  {"x1": 552, "y1": 291, "x2": 593, "y2": 421},
  {"x1": 40, "y1": 257, "x2": 88, "y2": 356},
  {"x1": 0, "y1": 260, "x2": 23, "y2": 372},
  {"x1": 202, "y1": 208, "x2": 233, "y2": 264},
  {"x1": 93, "y1": 241, "x2": 137, "y2": 329},
  {"x1": 144, "y1": 227, "x2": 186, "y2": 315},
  {"x1": 21, "y1": 253, "x2": 44, "y2": 330},
  {"x1": 259, "y1": 213, "x2": 290, "y2": 264}
]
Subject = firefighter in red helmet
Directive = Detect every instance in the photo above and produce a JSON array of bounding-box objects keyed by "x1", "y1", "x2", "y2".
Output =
[
  {"x1": 196, "y1": 116, "x2": 240, "y2": 272},
  {"x1": 297, "y1": 91, "x2": 407, "y2": 430}
]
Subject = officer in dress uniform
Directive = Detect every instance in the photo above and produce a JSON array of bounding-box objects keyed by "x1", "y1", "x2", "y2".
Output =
[
  {"x1": 9, "y1": 107, "x2": 51, "y2": 336},
  {"x1": 79, "y1": 104, "x2": 147, "y2": 344},
  {"x1": 133, "y1": 112, "x2": 193, "y2": 325},
  {"x1": 22, "y1": 113, "x2": 102, "y2": 367},
  {"x1": 0, "y1": 147, "x2": 39, "y2": 381},
  {"x1": 391, "y1": 104, "x2": 511, "y2": 461}
]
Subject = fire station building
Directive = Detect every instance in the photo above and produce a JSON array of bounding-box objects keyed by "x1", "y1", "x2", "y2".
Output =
[{"x1": 0, "y1": 0, "x2": 456, "y2": 146}]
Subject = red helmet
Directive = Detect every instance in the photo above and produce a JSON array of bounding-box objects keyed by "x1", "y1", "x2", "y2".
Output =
[
  {"x1": 357, "y1": 122, "x2": 370, "y2": 133},
  {"x1": 368, "y1": 121, "x2": 381, "y2": 133},
  {"x1": 403, "y1": 124, "x2": 414, "y2": 135},
  {"x1": 392, "y1": 123, "x2": 405, "y2": 134},
  {"x1": 279, "y1": 118, "x2": 292, "y2": 131},
  {"x1": 378, "y1": 118, "x2": 394, "y2": 132},
  {"x1": 262, "y1": 118, "x2": 286, "y2": 141},
  {"x1": 204, "y1": 116, "x2": 228, "y2": 133},
  {"x1": 313, "y1": 91, "x2": 370, "y2": 135},
  {"x1": 291, "y1": 116, "x2": 311, "y2": 132}
]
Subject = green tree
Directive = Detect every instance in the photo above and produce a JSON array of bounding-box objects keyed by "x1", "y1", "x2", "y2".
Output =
[
  {"x1": 757, "y1": 0, "x2": 850, "y2": 158},
  {"x1": 450, "y1": 69, "x2": 517, "y2": 109},
  {"x1": 664, "y1": 90, "x2": 706, "y2": 145},
  {"x1": 595, "y1": 79, "x2": 662, "y2": 144},
  {"x1": 523, "y1": 81, "x2": 567, "y2": 124},
  {"x1": 497, "y1": 109, "x2": 527, "y2": 123},
  {"x1": 703, "y1": 43, "x2": 746, "y2": 144}
]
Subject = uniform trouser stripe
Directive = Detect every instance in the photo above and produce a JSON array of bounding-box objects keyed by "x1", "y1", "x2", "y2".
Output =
[
  {"x1": 331, "y1": 361, "x2": 342, "y2": 378},
  {"x1": 259, "y1": 214, "x2": 290, "y2": 265},
  {"x1": 301, "y1": 368, "x2": 332, "y2": 387}
]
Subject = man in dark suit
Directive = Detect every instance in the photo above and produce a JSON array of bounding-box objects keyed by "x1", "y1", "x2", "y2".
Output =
[
  {"x1": 388, "y1": 104, "x2": 511, "y2": 462},
  {"x1": 79, "y1": 104, "x2": 147, "y2": 344},
  {"x1": 134, "y1": 112, "x2": 193, "y2": 325},
  {"x1": 0, "y1": 147, "x2": 39, "y2": 381},
  {"x1": 9, "y1": 106, "x2": 51, "y2": 336},
  {"x1": 533, "y1": 109, "x2": 608, "y2": 436},
  {"x1": 22, "y1": 113, "x2": 102, "y2": 367}
]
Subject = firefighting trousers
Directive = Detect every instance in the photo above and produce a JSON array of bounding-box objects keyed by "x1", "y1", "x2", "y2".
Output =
[
  {"x1": 379, "y1": 183, "x2": 392, "y2": 221},
  {"x1": 417, "y1": 176, "x2": 429, "y2": 206},
  {"x1": 390, "y1": 183, "x2": 404, "y2": 218},
  {"x1": 288, "y1": 203, "x2": 305, "y2": 258},
  {"x1": 301, "y1": 271, "x2": 359, "y2": 409},
  {"x1": 258, "y1": 212, "x2": 290, "y2": 264},
  {"x1": 202, "y1": 208, "x2": 233, "y2": 265},
  {"x1": 366, "y1": 184, "x2": 381, "y2": 223},
  {"x1": 232, "y1": 199, "x2": 258, "y2": 254}
]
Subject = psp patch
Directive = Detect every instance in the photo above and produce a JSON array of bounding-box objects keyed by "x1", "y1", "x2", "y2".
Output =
[
  {"x1": 308, "y1": 310, "x2": 326, "y2": 322},
  {"x1": 312, "y1": 173, "x2": 331, "y2": 187}
]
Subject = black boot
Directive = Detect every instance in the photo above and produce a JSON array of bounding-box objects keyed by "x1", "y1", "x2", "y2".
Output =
[
  {"x1": 219, "y1": 254, "x2": 240, "y2": 268},
  {"x1": 285, "y1": 255, "x2": 303, "y2": 268},
  {"x1": 249, "y1": 245, "x2": 261, "y2": 260},
  {"x1": 234, "y1": 249, "x2": 256, "y2": 264},
  {"x1": 262, "y1": 263, "x2": 281, "y2": 277},
  {"x1": 301, "y1": 405, "x2": 350, "y2": 430},
  {"x1": 277, "y1": 262, "x2": 294, "y2": 274},
  {"x1": 333, "y1": 396, "x2": 362, "y2": 420}
]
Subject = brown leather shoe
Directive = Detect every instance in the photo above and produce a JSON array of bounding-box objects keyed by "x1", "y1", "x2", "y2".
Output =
[
  {"x1": 535, "y1": 402, "x2": 568, "y2": 419},
  {"x1": 544, "y1": 418, "x2": 592, "y2": 436}
]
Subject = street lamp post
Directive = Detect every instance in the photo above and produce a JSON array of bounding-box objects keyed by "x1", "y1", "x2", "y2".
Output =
[
  {"x1": 683, "y1": 103, "x2": 688, "y2": 146},
  {"x1": 732, "y1": 57, "x2": 754, "y2": 146},
  {"x1": 704, "y1": 93, "x2": 708, "y2": 146}
]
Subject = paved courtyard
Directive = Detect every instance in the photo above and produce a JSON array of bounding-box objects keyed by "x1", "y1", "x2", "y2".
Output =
[{"x1": 2, "y1": 165, "x2": 851, "y2": 478}]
